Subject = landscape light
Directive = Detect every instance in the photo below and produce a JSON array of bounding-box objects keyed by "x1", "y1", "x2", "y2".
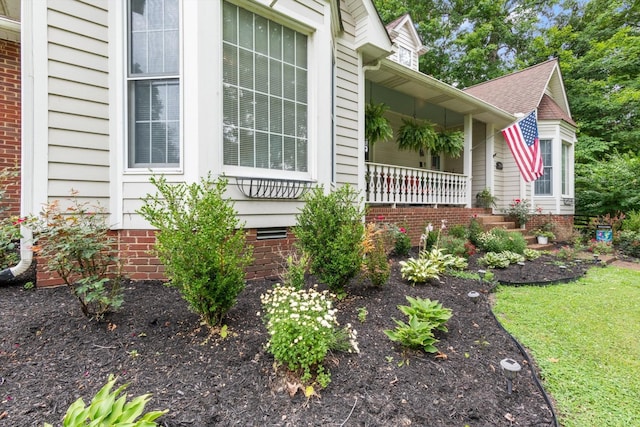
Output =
[
  {"x1": 477, "y1": 269, "x2": 486, "y2": 283},
  {"x1": 500, "y1": 358, "x2": 522, "y2": 395},
  {"x1": 468, "y1": 290, "x2": 480, "y2": 304},
  {"x1": 593, "y1": 253, "x2": 600, "y2": 263}
]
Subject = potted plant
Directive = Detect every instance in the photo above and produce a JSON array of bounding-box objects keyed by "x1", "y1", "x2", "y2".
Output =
[
  {"x1": 532, "y1": 229, "x2": 555, "y2": 244},
  {"x1": 476, "y1": 188, "x2": 498, "y2": 209},
  {"x1": 365, "y1": 102, "x2": 393, "y2": 146},
  {"x1": 396, "y1": 118, "x2": 438, "y2": 152}
]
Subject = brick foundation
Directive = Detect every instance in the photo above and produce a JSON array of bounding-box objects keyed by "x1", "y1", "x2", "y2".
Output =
[{"x1": 0, "y1": 39, "x2": 21, "y2": 220}]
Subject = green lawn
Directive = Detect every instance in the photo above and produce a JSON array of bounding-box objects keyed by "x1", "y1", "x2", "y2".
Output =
[{"x1": 493, "y1": 266, "x2": 640, "y2": 427}]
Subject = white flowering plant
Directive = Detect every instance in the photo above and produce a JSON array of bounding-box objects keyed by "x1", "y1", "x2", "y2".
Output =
[{"x1": 260, "y1": 284, "x2": 358, "y2": 388}]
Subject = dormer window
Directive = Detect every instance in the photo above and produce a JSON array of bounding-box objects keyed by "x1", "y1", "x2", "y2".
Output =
[{"x1": 398, "y1": 46, "x2": 412, "y2": 67}]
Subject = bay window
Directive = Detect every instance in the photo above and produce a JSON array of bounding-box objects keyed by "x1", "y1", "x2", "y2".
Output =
[{"x1": 222, "y1": 1, "x2": 308, "y2": 173}]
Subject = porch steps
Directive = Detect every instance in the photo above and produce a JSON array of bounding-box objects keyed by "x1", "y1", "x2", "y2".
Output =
[{"x1": 474, "y1": 214, "x2": 554, "y2": 251}]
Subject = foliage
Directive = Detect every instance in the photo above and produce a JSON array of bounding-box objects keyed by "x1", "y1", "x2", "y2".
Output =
[
  {"x1": 0, "y1": 216, "x2": 21, "y2": 270},
  {"x1": 478, "y1": 252, "x2": 511, "y2": 269},
  {"x1": 503, "y1": 199, "x2": 535, "y2": 227},
  {"x1": 475, "y1": 188, "x2": 498, "y2": 209},
  {"x1": 434, "y1": 130, "x2": 465, "y2": 157},
  {"x1": 34, "y1": 195, "x2": 121, "y2": 318},
  {"x1": 399, "y1": 256, "x2": 441, "y2": 284},
  {"x1": 622, "y1": 210, "x2": 640, "y2": 232},
  {"x1": 494, "y1": 267, "x2": 640, "y2": 427},
  {"x1": 294, "y1": 185, "x2": 364, "y2": 293},
  {"x1": 439, "y1": 235, "x2": 471, "y2": 259},
  {"x1": 532, "y1": 229, "x2": 555, "y2": 239},
  {"x1": 137, "y1": 174, "x2": 253, "y2": 326},
  {"x1": 523, "y1": 248, "x2": 542, "y2": 260},
  {"x1": 261, "y1": 285, "x2": 358, "y2": 387},
  {"x1": 365, "y1": 102, "x2": 393, "y2": 145},
  {"x1": 44, "y1": 374, "x2": 167, "y2": 427},
  {"x1": 384, "y1": 296, "x2": 452, "y2": 353},
  {"x1": 575, "y1": 155, "x2": 640, "y2": 217},
  {"x1": 393, "y1": 226, "x2": 412, "y2": 256},
  {"x1": 586, "y1": 239, "x2": 613, "y2": 255},
  {"x1": 468, "y1": 216, "x2": 484, "y2": 247},
  {"x1": 362, "y1": 223, "x2": 391, "y2": 287},
  {"x1": 447, "y1": 224, "x2": 469, "y2": 240},
  {"x1": 279, "y1": 250, "x2": 308, "y2": 291},
  {"x1": 617, "y1": 231, "x2": 640, "y2": 258},
  {"x1": 476, "y1": 228, "x2": 526, "y2": 254},
  {"x1": 396, "y1": 118, "x2": 438, "y2": 152}
]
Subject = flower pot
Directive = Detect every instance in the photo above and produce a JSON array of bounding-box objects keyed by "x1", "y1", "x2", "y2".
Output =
[{"x1": 536, "y1": 236, "x2": 548, "y2": 244}]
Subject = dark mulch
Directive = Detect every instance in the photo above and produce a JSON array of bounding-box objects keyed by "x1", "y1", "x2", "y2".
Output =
[{"x1": 0, "y1": 252, "x2": 591, "y2": 426}]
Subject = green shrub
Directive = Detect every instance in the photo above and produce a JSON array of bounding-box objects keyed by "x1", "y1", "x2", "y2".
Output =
[
  {"x1": 476, "y1": 228, "x2": 526, "y2": 254},
  {"x1": 34, "y1": 194, "x2": 121, "y2": 318},
  {"x1": 138, "y1": 174, "x2": 253, "y2": 326},
  {"x1": 384, "y1": 296, "x2": 452, "y2": 353},
  {"x1": 447, "y1": 224, "x2": 469, "y2": 239},
  {"x1": 279, "y1": 250, "x2": 308, "y2": 291},
  {"x1": 0, "y1": 166, "x2": 21, "y2": 270},
  {"x1": 294, "y1": 185, "x2": 364, "y2": 293},
  {"x1": 439, "y1": 235, "x2": 469, "y2": 258},
  {"x1": 622, "y1": 210, "x2": 640, "y2": 232},
  {"x1": 44, "y1": 374, "x2": 167, "y2": 427},
  {"x1": 468, "y1": 217, "x2": 484, "y2": 246},
  {"x1": 618, "y1": 230, "x2": 640, "y2": 258},
  {"x1": 393, "y1": 226, "x2": 412, "y2": 256},
  {"x1": 261, "y1": 285, "x2": 358, "y2": 387},
  {"x1": 363, "y1": 223, "x2": 391, "y2": 286}
]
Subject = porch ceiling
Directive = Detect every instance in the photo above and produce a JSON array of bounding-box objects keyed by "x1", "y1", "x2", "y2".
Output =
[{"x1": 366, "y1": 59, "x2": 515, "y2": 129}]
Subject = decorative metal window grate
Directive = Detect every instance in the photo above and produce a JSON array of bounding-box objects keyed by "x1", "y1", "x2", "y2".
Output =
[{"x1": 235, "y1": 177, "x2": 313, "y2": 199}]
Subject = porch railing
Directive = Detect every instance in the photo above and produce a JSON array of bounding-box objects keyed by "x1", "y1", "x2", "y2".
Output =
[{"x1": 365, "y1": 162, "x2": 468, "y2": 206}]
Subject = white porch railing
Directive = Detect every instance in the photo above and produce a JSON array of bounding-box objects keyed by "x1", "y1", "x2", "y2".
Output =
[{"x1": 365, "y1": 162, "x2": 468, "y2": 206}]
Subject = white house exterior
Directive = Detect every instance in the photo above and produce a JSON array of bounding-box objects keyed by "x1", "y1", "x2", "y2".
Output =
[{"x1": 10, "y1": 0, "x2": 577, "y2": 285}]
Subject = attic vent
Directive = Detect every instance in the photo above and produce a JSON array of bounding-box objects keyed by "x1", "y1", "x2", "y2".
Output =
[
  {"x1": 235, "y1": 177, "x2": 312, "y2": 199},
  {"x1": 256, "y1": 227, "x2": 288, "y2": 240}
]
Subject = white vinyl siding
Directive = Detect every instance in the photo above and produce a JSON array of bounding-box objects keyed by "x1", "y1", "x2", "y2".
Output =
[{"x1": 46, "y1": 1, "x2": 110, "y2": 205}]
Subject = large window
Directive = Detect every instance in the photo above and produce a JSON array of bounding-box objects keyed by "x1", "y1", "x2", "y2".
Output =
[
  {"x1": 222, "y1": 1, "x2": 308, "y2": 172},
  {"x1": 535, "y1": 139, "x2": 552, "y2": 195},
  {"x1": 127, "y1": 0, "x2": 180, "y2": 168}
]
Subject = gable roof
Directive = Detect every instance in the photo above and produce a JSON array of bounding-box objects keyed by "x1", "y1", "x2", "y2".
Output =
[
  {"x1": 385, "y1": 14, "x2": 427, "y2": 55},
  {"x1": 463, "y1": 59, "x2": 576, "y2": 127}
]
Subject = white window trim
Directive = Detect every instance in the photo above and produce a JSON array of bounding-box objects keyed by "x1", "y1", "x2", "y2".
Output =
[{"x1": 121, "y1": 0, "x2": 185, "y2": 174}]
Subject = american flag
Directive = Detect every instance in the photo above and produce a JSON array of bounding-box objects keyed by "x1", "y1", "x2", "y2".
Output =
[{"x1": 501, "y1": 111, "x2": 543, "y2": 182}]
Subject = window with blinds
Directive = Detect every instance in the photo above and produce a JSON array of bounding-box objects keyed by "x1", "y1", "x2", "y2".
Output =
[
  {"x1": 222, "y1": 1, "x2": 308, "y2": 173},
  {"x1": 127, "y1": 0, "x2": 180, "y2": 168}
]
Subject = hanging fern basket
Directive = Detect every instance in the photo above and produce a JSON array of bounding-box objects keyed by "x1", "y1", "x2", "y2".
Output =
[
  {"x1": 434, "y1": 130, "x2": 465, "y2": 158},
  {"x1": 396, "y1": 118, "x2": 438, "y2": 152},
  {"x1": 365, "y1": 102, "x2": 393, "y2": 146}
]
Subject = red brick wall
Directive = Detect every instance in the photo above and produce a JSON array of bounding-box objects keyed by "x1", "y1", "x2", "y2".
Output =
[
  {"x1": 366, "y1": 206, "x2": 492, "y2": 246},
  {"x1": 0, "y1": 40, "x2": 21, "y2": 220},
  {"x1": 34, "y1": 209, "x2": 575, "y2": 286}
]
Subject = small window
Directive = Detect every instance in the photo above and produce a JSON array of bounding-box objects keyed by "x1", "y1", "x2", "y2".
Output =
[
  {"x1": 431, "y1": 154, "x2": 440, "y2": 170},
  {"x1": 535, "y1": 139, "x2": 552, "y2": 195},
  {"x1": 127, "y1": 0, "x2": 181, "y2": 168},
  {"x1": 562, "y1": 142, "x2": 569, "y2": 195}
]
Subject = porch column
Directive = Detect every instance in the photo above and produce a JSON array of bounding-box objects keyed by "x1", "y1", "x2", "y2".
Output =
[
  {"x1": 485, "y1": 124, "x2": 495, "y2": 193},
  {"x1": 463, "y1": 114, "x2": 473, "y2": 207}
]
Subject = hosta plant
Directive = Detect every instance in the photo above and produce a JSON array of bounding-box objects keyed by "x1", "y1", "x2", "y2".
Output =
[
  {"x1": 261, "y1": 284, "x2": 358, "y2": 388},
  {"x1": 399, "y1": 257, "x2": 441, "y2": 284},
  {"x1": 44, "y1": 374, "x2": 167, "y2": 427},
  {"x1": 478, "y1": 252, "x2": 511, "y2": 268},
  {"x1": 503, "y1": 251, "x2": 526, "y2": 264},
  {"x1": 523, "y1": 248, "x2": 542, "y2": 260},
  {"x1": 385, "y1": 296, "x2": 452, "y2": 353}
]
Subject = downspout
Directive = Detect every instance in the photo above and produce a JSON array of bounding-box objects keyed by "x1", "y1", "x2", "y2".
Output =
[{"x1": 0, "y1": 226, "x2": 33, "y2": 282}]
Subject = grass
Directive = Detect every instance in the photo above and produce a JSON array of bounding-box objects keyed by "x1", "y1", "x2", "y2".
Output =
[{"x1": 493, "y1": 266, "x2": 640, "y2": 427}]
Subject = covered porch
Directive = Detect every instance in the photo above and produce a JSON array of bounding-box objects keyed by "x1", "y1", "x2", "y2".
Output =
[{"x1": 363, "y1": 59, "x2": 515, "y2": 210}]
